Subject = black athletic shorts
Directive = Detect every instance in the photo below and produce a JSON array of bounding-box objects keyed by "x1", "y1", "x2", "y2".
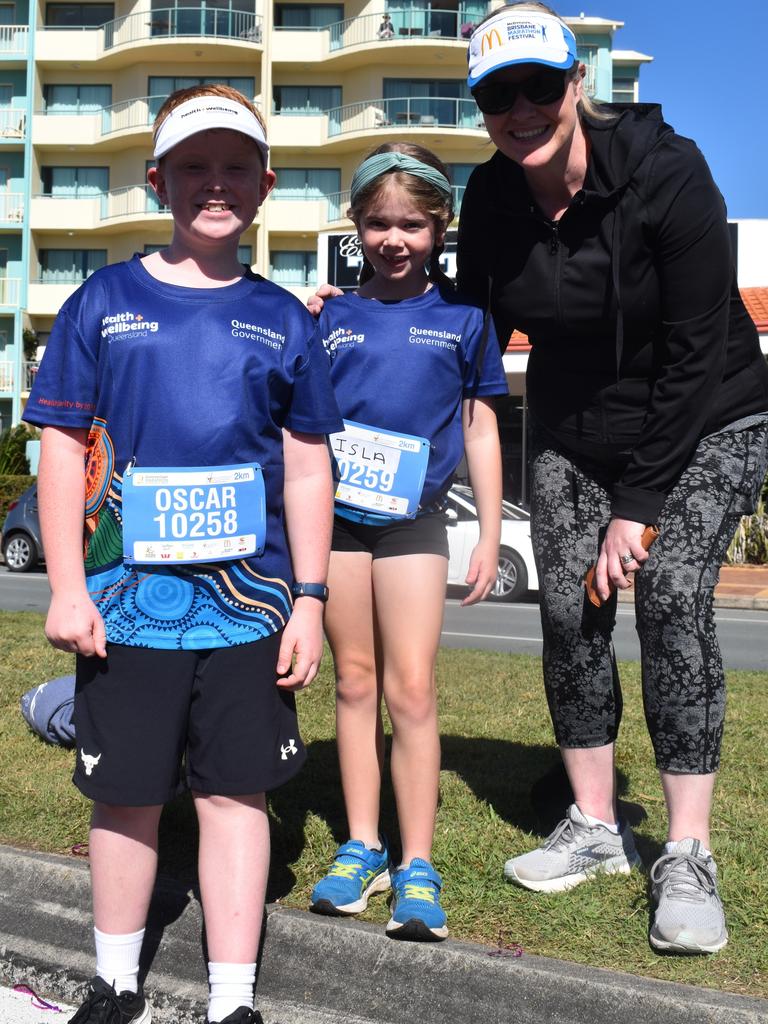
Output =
[
  {"x1": 331, "y1": 511, "x2": 449, "y2": 559},
  {"x1": 73, "y1": 632, "x2": 306, "y2": 806}
]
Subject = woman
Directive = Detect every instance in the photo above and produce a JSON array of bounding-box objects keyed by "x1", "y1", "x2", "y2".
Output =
[{"x1": 460, "y1": 2, "x2": 768, "y2": 953}]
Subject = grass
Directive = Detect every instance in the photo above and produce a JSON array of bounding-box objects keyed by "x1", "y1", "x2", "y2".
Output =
[{"x1": 1, "y1": 611, "x2": 767, "y2": 998}]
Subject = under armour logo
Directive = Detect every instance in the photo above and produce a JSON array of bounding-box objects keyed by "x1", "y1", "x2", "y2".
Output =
[
  {"x1": 80, "y1": 749, "x2": 102, "y2": 776},
  {"x1": 280, "y1": 739, "x2": 298, "y2": 760}
]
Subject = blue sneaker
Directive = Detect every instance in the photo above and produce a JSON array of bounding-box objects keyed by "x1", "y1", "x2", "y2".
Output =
[
  {"x1": 386, "y1": 858, "x2": 448, "y2": 941},
  {"x1": 310, "y1": 839, "x2": 390, "y2": 915}
]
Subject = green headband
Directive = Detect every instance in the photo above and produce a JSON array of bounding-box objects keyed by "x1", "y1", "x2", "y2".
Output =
[{"x1": 350, "y1": 152, "x2": 453, "y2": 204}]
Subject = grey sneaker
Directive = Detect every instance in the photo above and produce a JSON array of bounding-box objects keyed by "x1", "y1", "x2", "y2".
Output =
[
  {"x1": 649, "y1": 838, "x2": 728, "y2": 953},
  {"x1": 504, "y1": 803, "x2": 641, "y2": 892}
]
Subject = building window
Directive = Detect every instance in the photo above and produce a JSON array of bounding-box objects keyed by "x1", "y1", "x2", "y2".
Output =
[
  {"x1": 272, "y1": 85, "x2": 341, "y2": 115},
  {"x1": 269, "y1": 250, "x2": 317, "y2": 287},
  {"x1": 43, "y1": 84, "x2": 112, "y2": 114},
  {"x1": 147, "y1": 76, "x2": 255, "y2": 117},
  {"x1": 45, "y1": 2, "x2": 114, "y2": 26},
  {"x1": 446, "y1": 163, "x2": 474, "y2": 212},
  {"x1": 612, "y1": 75, "x2": 636, "y2": 103},
  {"x1": 382, "y1": 78, "x2": 474, "y2": 128},
  {"x1": 149, "y1": 0, "x2": 257, "y2": 39},
  {"x1": 272, "y1": 168, "x2": 341, "y2": 199},
  {"x1": 41, "y1": 166, "x2": 109, "y2": 197},
  {"x1": 39, "y1": 249, "x2": 107, "y2": 283},
  {"x1": 274, "y1": 3, "x2": 343, "y2": 28},
  {"x1": 238, "y1": 244, "x2": 252, "y2": 267}
]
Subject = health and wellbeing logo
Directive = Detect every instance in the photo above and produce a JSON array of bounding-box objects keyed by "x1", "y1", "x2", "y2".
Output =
[
  {"x1": 100, "y1": 311, "x2": 159, "y2": 341},
  {"x1": 322, "y1": 326, "x2": 366, "y2": 355}
]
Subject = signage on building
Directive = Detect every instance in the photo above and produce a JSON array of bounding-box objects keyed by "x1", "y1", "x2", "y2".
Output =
[{"x1": 318, "y1": 229, "x2": 459, "y2": 291}]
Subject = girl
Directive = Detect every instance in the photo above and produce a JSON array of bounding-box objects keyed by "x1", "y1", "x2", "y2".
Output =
[{"x1": 310, "y1": 143, "x2": 508, "y2": 941}]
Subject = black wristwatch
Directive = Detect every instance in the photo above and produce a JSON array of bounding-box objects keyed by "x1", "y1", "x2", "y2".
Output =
[{"x1": 291, "y1": 582, "x2": 330, "y2": 603}]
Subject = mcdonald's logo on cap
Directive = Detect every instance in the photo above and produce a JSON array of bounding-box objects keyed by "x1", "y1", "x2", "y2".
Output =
[{"x1": 480, "y1": 28, "x2": 502, "y2": 54}]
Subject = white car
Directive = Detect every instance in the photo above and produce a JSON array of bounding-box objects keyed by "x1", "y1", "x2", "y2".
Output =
[{"x1": 445, "y1": 485, "x2": 538, "y2": 602}]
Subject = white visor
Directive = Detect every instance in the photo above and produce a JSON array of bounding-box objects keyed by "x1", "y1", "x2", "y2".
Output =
[
  {"x1": 153, "y1": 96, "x2": 269, "y2": 163},
  {"x1": 467, "y1": 11, "x2": 577, "y2": 88}
]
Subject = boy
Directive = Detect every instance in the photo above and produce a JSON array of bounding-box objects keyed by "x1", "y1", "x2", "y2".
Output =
[{"x1": 24, "y1": 85, "x2": 342, "y2": 1024}]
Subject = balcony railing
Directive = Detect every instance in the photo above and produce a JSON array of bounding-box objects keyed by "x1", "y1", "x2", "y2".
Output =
[
  {"x1": 100, "y1": 95, "x2": 165, "y2": 136},
  {"x1": 0, "y1": 25, "x2": 28, "y2": 54},
  {"x1": 22, "y1": 361, "x2": 40, "y2": 391},
  {"x1": 0, "y1": 107, "x2": 25, "y2": 138},
  {"x1": 324, "y1": 96, "x2": 483, "y2": 138},
  {"x1": 325, "y1": 8, "x2": 478, "y2": 51},
  {"x1": 0, "y1": 278, "x2": 20, "y2": 306},
  {"x1": 0, "y1": 360, "x2": 12, "y2": 391},
  {"x1": 0, "y1": 192, "x2": 23, "y2": 222},
  {"x1": 100, "y1": 184, "x2": 169, "y2": 219},
  {"x1": 102, "y1": 7, "x2": 262, "y2": 49}
]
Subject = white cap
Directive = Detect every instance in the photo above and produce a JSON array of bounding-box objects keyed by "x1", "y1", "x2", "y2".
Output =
[
  {"x1": 467, "y1": 10, "x2": 577, "y2": 88},
  {"x1": 153, "y1": 96, "x2": 269, "y2": 163}
]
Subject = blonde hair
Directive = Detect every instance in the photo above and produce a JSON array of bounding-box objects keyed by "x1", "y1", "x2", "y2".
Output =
[
  {"x1": 348, "y1": 142, "x2": 455, "y2": 289},
  {"x1": 152, "y1": 83, "x2": 267, "y2": 154},
  {"x1": 474, "y1": 1, "x2": 617, "y2": 123}
]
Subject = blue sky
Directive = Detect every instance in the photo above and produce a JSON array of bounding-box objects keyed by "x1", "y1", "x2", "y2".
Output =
[{"x1": 584, "y1": 1, "x2": 767, "y2": 218}]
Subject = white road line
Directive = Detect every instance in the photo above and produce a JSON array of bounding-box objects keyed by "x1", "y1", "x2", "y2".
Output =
[{"x1": 441, "y1": 630, "x2": 543, "y2": 643}]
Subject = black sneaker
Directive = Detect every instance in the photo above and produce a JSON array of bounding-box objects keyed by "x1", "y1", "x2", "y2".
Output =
[
  {"x1": 208, "y1": 1009, "x2": 263, "y2": 1024},
  {"x1": 68, "y1": 977, "x2": 150, "y2": 1024}
]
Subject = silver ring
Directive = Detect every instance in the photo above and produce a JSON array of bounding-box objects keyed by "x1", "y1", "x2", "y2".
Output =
[{"x1": 620, "y1": 553, "x2": 634, "y2": 566}]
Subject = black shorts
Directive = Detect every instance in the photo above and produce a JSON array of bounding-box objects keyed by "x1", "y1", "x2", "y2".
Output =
[
  {"x1": 331, "y1": 511, "x2": 449, "y2": 559},
  {"x1": 73, "y1": 633, "x2": 305, "y2": 806}
]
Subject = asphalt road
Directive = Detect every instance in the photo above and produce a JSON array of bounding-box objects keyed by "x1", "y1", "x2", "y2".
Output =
[{"x1": 2, "y1": 568, "x2": 767, "y2": 670}]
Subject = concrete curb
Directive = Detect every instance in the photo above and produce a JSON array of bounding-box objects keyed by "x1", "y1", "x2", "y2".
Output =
[{"x1": 1, "y1": 844, "x2": 767, "y2": 1024}]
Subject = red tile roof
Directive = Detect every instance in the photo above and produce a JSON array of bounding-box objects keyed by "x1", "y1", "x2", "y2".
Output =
[
  {"x1": 503, "y1": 287, "x2": 768, "y2": 353},
  {"x1": 741, "y1": 288, "x2": 768, "y2": 332}
]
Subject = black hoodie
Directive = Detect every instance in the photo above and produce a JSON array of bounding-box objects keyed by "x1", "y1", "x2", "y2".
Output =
[{"x1": 457, "y1": 104, "x2": 768, "y2": 523}]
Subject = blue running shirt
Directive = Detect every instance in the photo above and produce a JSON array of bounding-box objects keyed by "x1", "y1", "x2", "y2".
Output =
[
  {"x1": 25, "y1": 255, "x2": 342, "y2": 650},
  {"x1": 318, "y1": 287, "x2": 508, "y2": 508}
]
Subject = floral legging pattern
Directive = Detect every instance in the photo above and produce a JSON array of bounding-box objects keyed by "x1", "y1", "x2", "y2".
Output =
[{"x1": 530, "y1": 420, "x2": 768, "y2": 774}]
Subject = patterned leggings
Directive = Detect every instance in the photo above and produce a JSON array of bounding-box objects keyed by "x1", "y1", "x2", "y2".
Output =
[{"x1": 530, "y1": 421, "x2": 768, "y2": 774}]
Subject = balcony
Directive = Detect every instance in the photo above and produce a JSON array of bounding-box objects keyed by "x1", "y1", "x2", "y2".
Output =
[
  {"x1": 272, "y1": 183, "x2": 465, "y2": 233},
  {"x1": 270, "y1": 96, "x2": 484, "y2": 152},
  {"x1": 0, "y1": 192, "x2": 24, "y2": 225},
  {"x1": 0, "y1": 25, "x2": 28, "y2": 59},
  {"x1": 36, "y1": 8, "x2": 262, "y2": 67},
  {"x1": 27, "y1": 282, "x2": 80, "y2": 316},
  {"x1": 0, "y1": 360, "x2": 12, "y2": 392},
  {"x1": 31, "y1": 185, "x2": 171, "y2": 231},
  {"x1": 0, "y1": 277, "x2": 20, "y2": 307},
  {"x1": 271, "y1": 7, "x2": 476, "y2": 66},
  {"x1": 0, "y1": 107, "x2": 26, "y2": 141},
  {"x1": 21, "y1": 361, "x2": 39, "y2": 392}
]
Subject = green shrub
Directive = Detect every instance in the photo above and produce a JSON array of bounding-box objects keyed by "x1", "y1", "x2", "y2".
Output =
[
  {"x1": 0, "y1": 474, "x2": 35, "y2": 522},
  {"x1": 0, "y1": 424, "x2": 34, "y2": 475}
]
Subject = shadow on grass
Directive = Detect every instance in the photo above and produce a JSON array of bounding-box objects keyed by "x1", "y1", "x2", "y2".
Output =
[{"x1": 150, "y1": 735, "x2": 649, "y2": 904}]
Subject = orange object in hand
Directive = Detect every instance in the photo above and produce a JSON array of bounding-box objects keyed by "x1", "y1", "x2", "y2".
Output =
[{"x1": 584, "y1": 524, "x2": 660, "y2": 607}]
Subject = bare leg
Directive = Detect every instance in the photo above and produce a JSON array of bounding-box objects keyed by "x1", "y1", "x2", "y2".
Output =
[
  {"x1": 660, "y1": 771, "x2": 715, "y2": 847},
  {"x1": 90, "y1": 803, "x2": 163, "y2": 932},
  {"x1": 560, "y1": 744, "x2": 617, "y2": 823},
  {"x1": 193, "y1": 792, "x2": 270, "y2": 963},
  {"x1": 373, "y1": 553, "x2": 447, "y2": 864},
  {"x1": 324, "y1": 550, "x2": 383, "y2": 848}
]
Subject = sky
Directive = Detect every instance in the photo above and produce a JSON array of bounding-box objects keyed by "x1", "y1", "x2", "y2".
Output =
[{"x1": 582, "y1": 0, "x2": 767, "y2": 219}]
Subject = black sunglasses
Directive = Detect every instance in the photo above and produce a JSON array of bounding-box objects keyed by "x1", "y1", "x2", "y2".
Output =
[{"x1": 472, "y1": 67, "x2": 570, "y2": 115}]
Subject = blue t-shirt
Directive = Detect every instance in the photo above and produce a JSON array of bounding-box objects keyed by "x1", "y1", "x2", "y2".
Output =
[
  {"x1": 24, "y1": 255, "x2": 342, "y2": 650},
  {"x1": 318, "y1": 287, "x2": 508, "y2": 510}
]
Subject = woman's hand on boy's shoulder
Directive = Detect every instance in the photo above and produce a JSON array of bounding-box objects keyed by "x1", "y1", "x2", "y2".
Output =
[{"x1": 306, "y1": 283, "x2": 344, "y2": 317}]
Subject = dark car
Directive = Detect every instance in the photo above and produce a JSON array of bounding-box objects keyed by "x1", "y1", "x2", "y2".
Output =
[{"x1": 2, "y1": 483, "x2": 44, "y2": 572}]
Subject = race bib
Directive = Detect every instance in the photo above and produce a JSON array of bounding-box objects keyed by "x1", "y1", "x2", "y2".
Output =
[
  {"x1": 329, "y1": 420, "x2": 430, "y2": 520},
  {"x1": 122, "y1": 463, "x2": 266, "y2": 564}
]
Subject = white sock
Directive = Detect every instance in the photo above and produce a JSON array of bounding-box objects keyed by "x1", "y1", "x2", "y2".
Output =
[
  {"x1": 207, "y1": 961, "x2": 256, "y2": 1022},
  {"x1": 582, "y1": 811, "x2": 619, "y2": 833},
  {"x1": 94, "y1": 926, "x2": 144, "y2": 994},
  {"x1": 664, "y1": 839, "x2": 713, "y2": 859}
]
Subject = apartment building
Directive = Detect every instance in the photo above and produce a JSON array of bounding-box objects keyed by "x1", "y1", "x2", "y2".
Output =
[{"x1": 0, "y1": 3, "x2": 650, "y2": 446}]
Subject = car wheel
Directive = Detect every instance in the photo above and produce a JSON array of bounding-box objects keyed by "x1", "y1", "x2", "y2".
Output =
[
  {"x1": 490, "y1": 547, "x2": 527, "y2": 602},
  {"x1": 2, "y1": 532, "x2": 39, "y2": 572}
]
